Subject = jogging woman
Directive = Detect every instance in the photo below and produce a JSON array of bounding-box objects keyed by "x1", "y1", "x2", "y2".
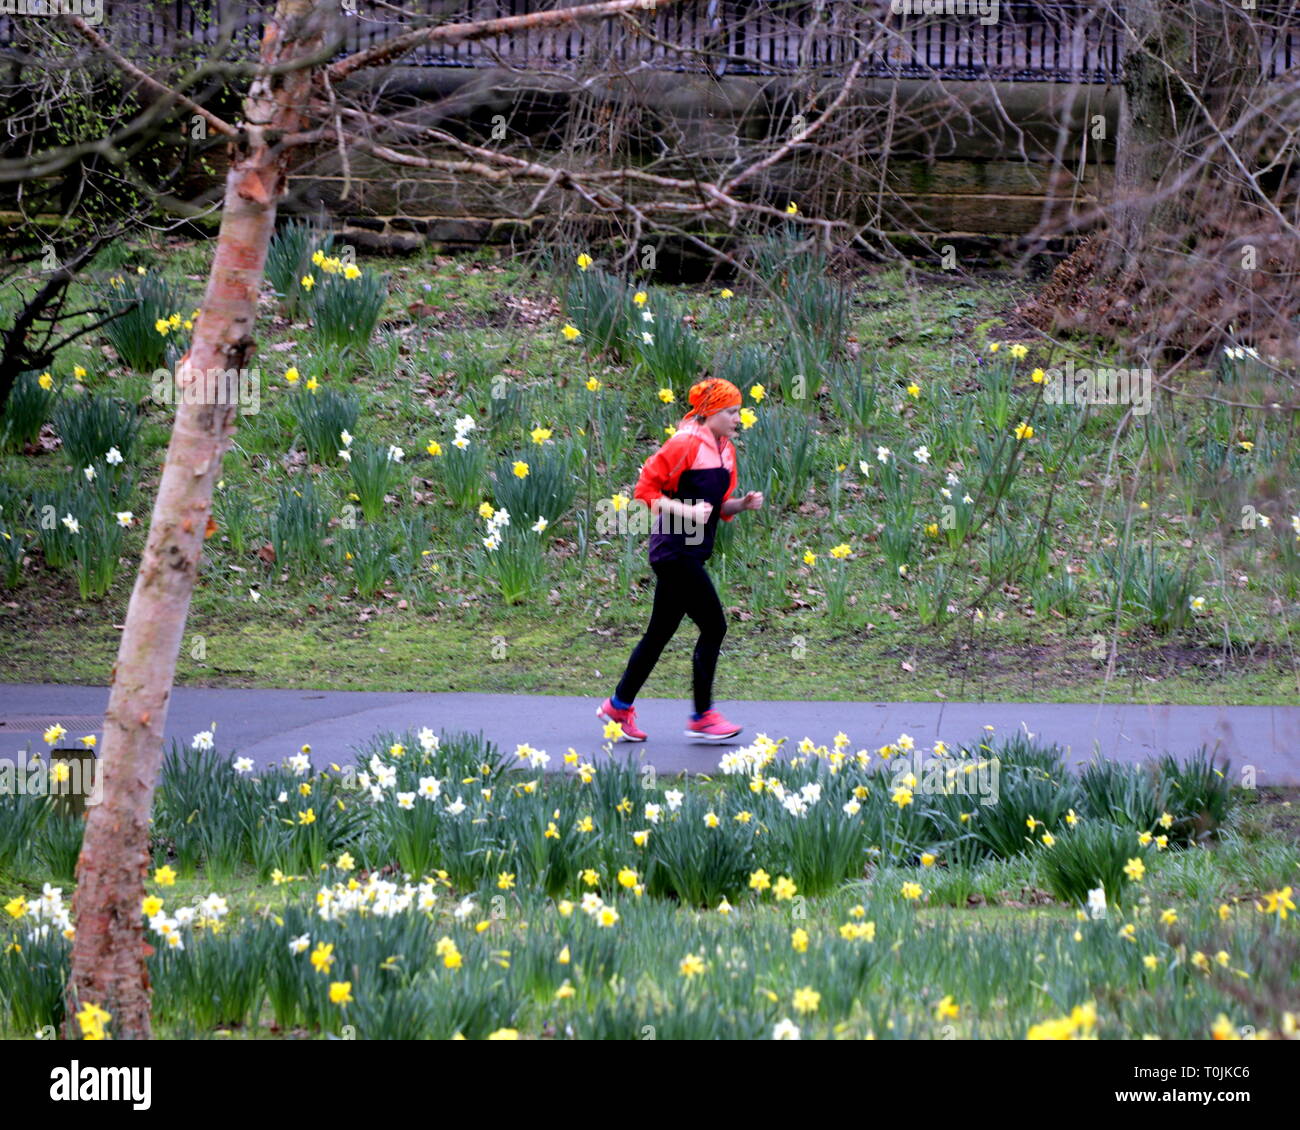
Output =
[{"x1": 598, "y1": 377, "x2": 763, "y2": 742}]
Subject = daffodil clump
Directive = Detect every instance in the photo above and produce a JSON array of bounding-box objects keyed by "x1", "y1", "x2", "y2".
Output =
[
  {"x1": 300, "y1": 247, "x2": 388, "y2": 349},
  {"x1": 5, "y1": 853, "x2": 1294, "y2": 1040},
  {"x1": 1, "y1": 719, "x2": 1292, "y2": 1040}
]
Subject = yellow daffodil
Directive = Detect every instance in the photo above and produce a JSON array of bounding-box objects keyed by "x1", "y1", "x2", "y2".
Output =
[
  {"x1": 793, "y1": 986, "x2": 820, "y2": 1013},
  {"x1": 310, "y1": 942, "x2": 335, "y2": 974},
  {"x1": 1256, "y1": 886, "x2": 1294, "y2": 921},
  {"x1": 76, "y1": 1002, "x2": 111, "y2": 1041},
  {"x1": 679, "y1": 952, "x2": 706, "y2": 978}
]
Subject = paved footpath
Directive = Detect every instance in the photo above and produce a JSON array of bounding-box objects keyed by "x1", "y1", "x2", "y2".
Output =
[{"x1": 1, "y1": 685, "x2": 1298, "y2": 784}]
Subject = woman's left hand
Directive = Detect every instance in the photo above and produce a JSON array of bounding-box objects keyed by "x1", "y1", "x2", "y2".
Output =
[{"x1": 740, "y1": 491, "x2": 764, "y2": 511}]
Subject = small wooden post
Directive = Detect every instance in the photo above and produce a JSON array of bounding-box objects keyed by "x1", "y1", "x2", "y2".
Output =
[{"x1": 49, "y1": 747, "x2": 98, "y2": 820}]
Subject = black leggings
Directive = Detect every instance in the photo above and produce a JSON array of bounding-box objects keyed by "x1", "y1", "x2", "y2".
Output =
[{"x1": 615, "y1": 557, "x2": 727, "y2": 716}]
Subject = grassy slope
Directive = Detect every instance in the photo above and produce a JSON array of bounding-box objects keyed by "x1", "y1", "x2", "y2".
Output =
[{"x1": 1, "y1": 241, "x2": 1297, "y2": 705}]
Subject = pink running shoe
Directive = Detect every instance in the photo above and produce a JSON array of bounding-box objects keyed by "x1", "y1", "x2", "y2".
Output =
[
  {"x1": 685, "y1": 708, "x2": 743, "y2": 742},
  {"x1": 597, "y1": 698, "x2": 647, "y2": 742}
]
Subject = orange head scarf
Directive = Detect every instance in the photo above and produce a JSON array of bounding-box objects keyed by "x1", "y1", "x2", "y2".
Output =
[{"x1": 681, "y1": 377, "x2": 742, "y2": 427}]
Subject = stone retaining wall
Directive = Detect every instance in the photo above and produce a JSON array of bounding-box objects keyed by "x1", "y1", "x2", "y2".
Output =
[{"x1": 278, "y1": 70, "x2": 1118, "y2": 250}]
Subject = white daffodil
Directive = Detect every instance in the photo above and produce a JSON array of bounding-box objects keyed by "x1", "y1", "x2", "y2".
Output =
[{"x1": 199, "y1": 893, "x2": 229, "y2": 919}]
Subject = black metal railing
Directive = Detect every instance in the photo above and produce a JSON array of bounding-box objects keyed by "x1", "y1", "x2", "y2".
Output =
[{"x1": 2, "y1": 1, "x2": 1297, "y2": 82}]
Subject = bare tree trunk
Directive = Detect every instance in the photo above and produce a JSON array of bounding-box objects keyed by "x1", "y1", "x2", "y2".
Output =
[
  {"x1": 64, "y1": 0, "x2": 328, "y2": 1040},
  {"x1": 1111, "y1": 0, "x2": 1194, "y2": 273}
]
